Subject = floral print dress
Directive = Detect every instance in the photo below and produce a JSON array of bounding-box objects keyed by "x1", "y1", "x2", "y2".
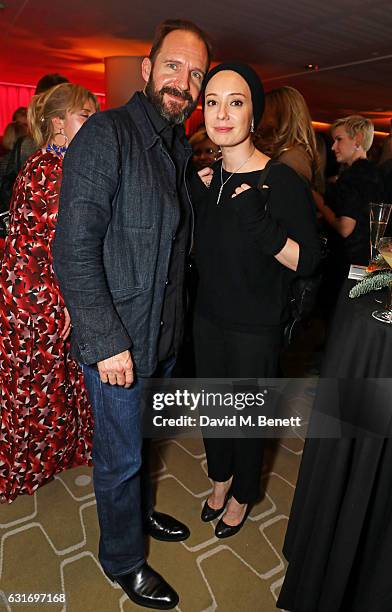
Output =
[{"x1": 0, "y1": 150, "x2": 93, "y2": 503}]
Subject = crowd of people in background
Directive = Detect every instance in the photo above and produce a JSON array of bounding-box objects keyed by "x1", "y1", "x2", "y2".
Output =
[
  {"x1": 1, "y1": 17, "x2": 392, "y2": 611},
  {"x1": 1, "y1": 74, "x2": 392, "y2": 286}
]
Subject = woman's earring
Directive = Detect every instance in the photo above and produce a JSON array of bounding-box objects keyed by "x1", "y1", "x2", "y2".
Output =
[
  {"x1": 53, "y1": 128, "x2": 68, "y2": 149},
  {"x1": 250, "y1": 118, "x2": 255, "y2": 133}
]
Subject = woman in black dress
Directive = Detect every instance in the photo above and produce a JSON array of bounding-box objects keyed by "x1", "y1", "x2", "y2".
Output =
[
  {"x1": 192, "y1": 63, "x2": 321, "y2": 537},
  {"x1": 315, "y1": 115, "x2": 385, "y2": 313}
]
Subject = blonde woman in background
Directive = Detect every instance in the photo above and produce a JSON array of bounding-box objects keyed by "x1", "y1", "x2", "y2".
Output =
[
  {"x1": 0, "y1": 83, "x2": 98, "y2": 503},
  {"x1": 255, "y1": 85, "x2": 320, "y2": 188},
  {"x1": 317, "y1": 115, "x2": 384, "y2": 252},
  {"x1": 317, "y1": 116, "x2": 386, "y2": 313}
]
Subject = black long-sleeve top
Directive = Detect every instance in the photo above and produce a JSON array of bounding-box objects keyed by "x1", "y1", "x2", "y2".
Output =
[
  {"x1": 192, "y1": 161, "x2": 321, "y2": 331},
  {"x1": 325, "y1": 158, "x2": 385, "y2": 266}
]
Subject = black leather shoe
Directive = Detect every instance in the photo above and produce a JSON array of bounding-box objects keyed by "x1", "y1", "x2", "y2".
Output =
[
  {"x1": 105, "y1": 562, "x2": 179, "y2": 609},
  {"x1": 201, "y1": 490, "x2": 230, "y2": 522},
  {"x1": 215, "y1": 506, "x2": 250, "y2": 539},
  {"x1": 146, "y1": 511, "x2": 190, "y2": 542}
]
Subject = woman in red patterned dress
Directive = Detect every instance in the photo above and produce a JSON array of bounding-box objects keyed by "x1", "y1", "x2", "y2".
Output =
[{"x1": 0, "y1": 83, "x2": 98, "y2": 503}]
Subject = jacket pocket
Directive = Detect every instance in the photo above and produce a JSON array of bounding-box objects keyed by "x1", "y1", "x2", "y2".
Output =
[{"x1": 105, "y1": 226, "x2": 156, "y2": 294}]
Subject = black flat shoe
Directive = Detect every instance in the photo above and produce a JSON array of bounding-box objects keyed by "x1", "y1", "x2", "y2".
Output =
[
  {"x1": 105, "y1": 562, "x2": 179, "y2": 609},
  {"x1": 146, "y1": 511, "x2": 190, "y2": 542},
  {"x1": 215, "y1": 506, "x2": 250, "y2": 539},
  {"x1": 201, "y1": 490, "x2": 231, "y2": 522}
]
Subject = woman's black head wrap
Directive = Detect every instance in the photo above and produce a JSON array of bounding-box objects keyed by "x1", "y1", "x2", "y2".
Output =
[{"x1": 202, "y1": 62, "x2": 265, "y2": 126}]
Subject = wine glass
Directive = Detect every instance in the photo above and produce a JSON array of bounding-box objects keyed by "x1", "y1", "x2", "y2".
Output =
[
  {"x1": 372, "y1": 237, "x2": 392, "y2": 323},
  {"x1": 369, "y1": 203, "x2": 392, "y2": 261}
]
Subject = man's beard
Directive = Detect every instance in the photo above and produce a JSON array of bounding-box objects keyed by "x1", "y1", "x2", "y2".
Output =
[{"x1": 145, "y1": 77, "x2": 198, "y2": 125}]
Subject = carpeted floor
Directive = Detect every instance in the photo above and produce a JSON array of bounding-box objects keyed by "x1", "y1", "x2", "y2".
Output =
[
  {"x1": 1, "y1": 317, "x2": 323, "y2": 612},
  {"x1": 0, "y1": 426, "x2": 306, "y2": 612}
]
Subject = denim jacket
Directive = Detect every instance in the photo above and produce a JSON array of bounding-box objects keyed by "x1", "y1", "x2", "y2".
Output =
[{"x1": 53, "y1": 92, "x2": 193, "y2": 376}]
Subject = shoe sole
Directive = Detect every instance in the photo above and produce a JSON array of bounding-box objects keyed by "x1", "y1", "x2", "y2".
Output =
[
  {"x1": 148, "y1": 531, "x2": 190, "y2": 542},
  {"x1": 123, "y1": 591, "x2": 179, "y2": 610},
  {"x1": 106, "y1": 575, "x2": 179, "y2": 610},
  {"x1": 125, "y1": 593, "x2": 179, "y2": 610}
]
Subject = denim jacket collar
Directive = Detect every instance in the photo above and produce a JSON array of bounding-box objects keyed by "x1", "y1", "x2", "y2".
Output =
[{"x1": 125, "y1": 92, "x2": 193, "y2": 153}]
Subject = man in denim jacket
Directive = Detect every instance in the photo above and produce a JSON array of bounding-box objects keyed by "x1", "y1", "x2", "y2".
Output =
[{"x1": 54, "y1": 19, "x2": 211, "y2": 610}]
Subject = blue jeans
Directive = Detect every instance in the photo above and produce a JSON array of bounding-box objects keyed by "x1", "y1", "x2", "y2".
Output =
[{"x1": 82, "y1": 357, "x2": 175, "y2": 576}]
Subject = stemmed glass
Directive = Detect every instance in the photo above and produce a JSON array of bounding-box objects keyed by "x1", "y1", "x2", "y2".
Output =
[
  {"x1": 372, "y1": 237, "x2": 392, "y2": 324},
  {"x1": 369, "y1": 203, "x2": 392, "y2": 261}
]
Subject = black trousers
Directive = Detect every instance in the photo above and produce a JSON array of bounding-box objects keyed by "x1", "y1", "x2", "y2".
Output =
[{"x1": 193, "y1": 313, "x2": 282, "y2": 504}]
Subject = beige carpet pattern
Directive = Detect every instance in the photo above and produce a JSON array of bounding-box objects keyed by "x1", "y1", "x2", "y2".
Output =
[{"x1": 0, "y1": 430, "x2": 305, "y2": 612}]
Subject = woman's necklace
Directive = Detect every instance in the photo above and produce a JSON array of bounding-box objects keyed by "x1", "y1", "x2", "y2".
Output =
[
  {"x1": 46, "y1": 142, "x2": 67, "y2": 158},
  {"x1": 217, "y1": 147, "x2": 255, "y2": 205}
]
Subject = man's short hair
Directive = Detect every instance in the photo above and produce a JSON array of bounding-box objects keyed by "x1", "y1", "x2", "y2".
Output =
[
  {"x1": 149, "y1": 19, "x2": 212, "y2": 69},
  {"x1": 35, "y1": 73, "x2": 69, "y2": 95},
  {"x1": 332, "y1": 115, "x2": 374, "y2": 152}
]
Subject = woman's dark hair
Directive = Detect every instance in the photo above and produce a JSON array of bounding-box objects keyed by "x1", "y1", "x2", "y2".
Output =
[
  {"x1": 149, "y1": 19, "x2": 212, "y2": 68},
  {"x1": 35, "y1": 73, "x2": 69, "y2": 95},
  {"x1": 12, "y1": 106, "x2": 27, "y2": 122}
]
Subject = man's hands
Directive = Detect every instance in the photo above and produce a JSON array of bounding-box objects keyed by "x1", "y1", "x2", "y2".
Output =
[
  {"x1": 64, "y1": 308, "x2": 133, "y2": 387},
  {"x1": 60, "y1": 307, "x2": 133, "y2": 386},
  {"x1": 97, "y1": 350, "x2": 134, "y2": 388}
]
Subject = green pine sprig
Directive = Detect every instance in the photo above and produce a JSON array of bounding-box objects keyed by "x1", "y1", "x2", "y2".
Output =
[{"x1": 349, "y1": 270, "x2": 392, "y2": 298}]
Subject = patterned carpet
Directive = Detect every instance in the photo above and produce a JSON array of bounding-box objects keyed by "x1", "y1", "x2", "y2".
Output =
[{"x1": 0, "y1": 425, "x2": 306, "y2": 612}]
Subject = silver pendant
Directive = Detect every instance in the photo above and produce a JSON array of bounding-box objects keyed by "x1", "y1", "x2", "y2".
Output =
[{"x1": 216, "y1": 185, "x2": 223, "y2": 206}]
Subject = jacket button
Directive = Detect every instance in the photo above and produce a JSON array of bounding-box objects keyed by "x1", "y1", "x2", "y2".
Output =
[
  {"x1": 80, "y1": 343, "x2": 86, "y2": 350},
  {"x1": 165, "y1": 279, "x2": 170, "y2": 285},
  {"x1": 172, "y1": 235, "x2": 176, "y2": 241},
  {"x1": 160, "y1": 320, "x2": 164, "y2": 326}
]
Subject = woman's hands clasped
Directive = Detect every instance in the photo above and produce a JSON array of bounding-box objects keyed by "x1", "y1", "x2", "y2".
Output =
[
  {"x1": 198, "y1": 166, "x2": 214, "y2": 187},
  {"x1": 232, "y1": 183, "x2": 252, "y2": 197},
  {"x1": 230, "y1": 184, "x2": 288, "y2": 256}
]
